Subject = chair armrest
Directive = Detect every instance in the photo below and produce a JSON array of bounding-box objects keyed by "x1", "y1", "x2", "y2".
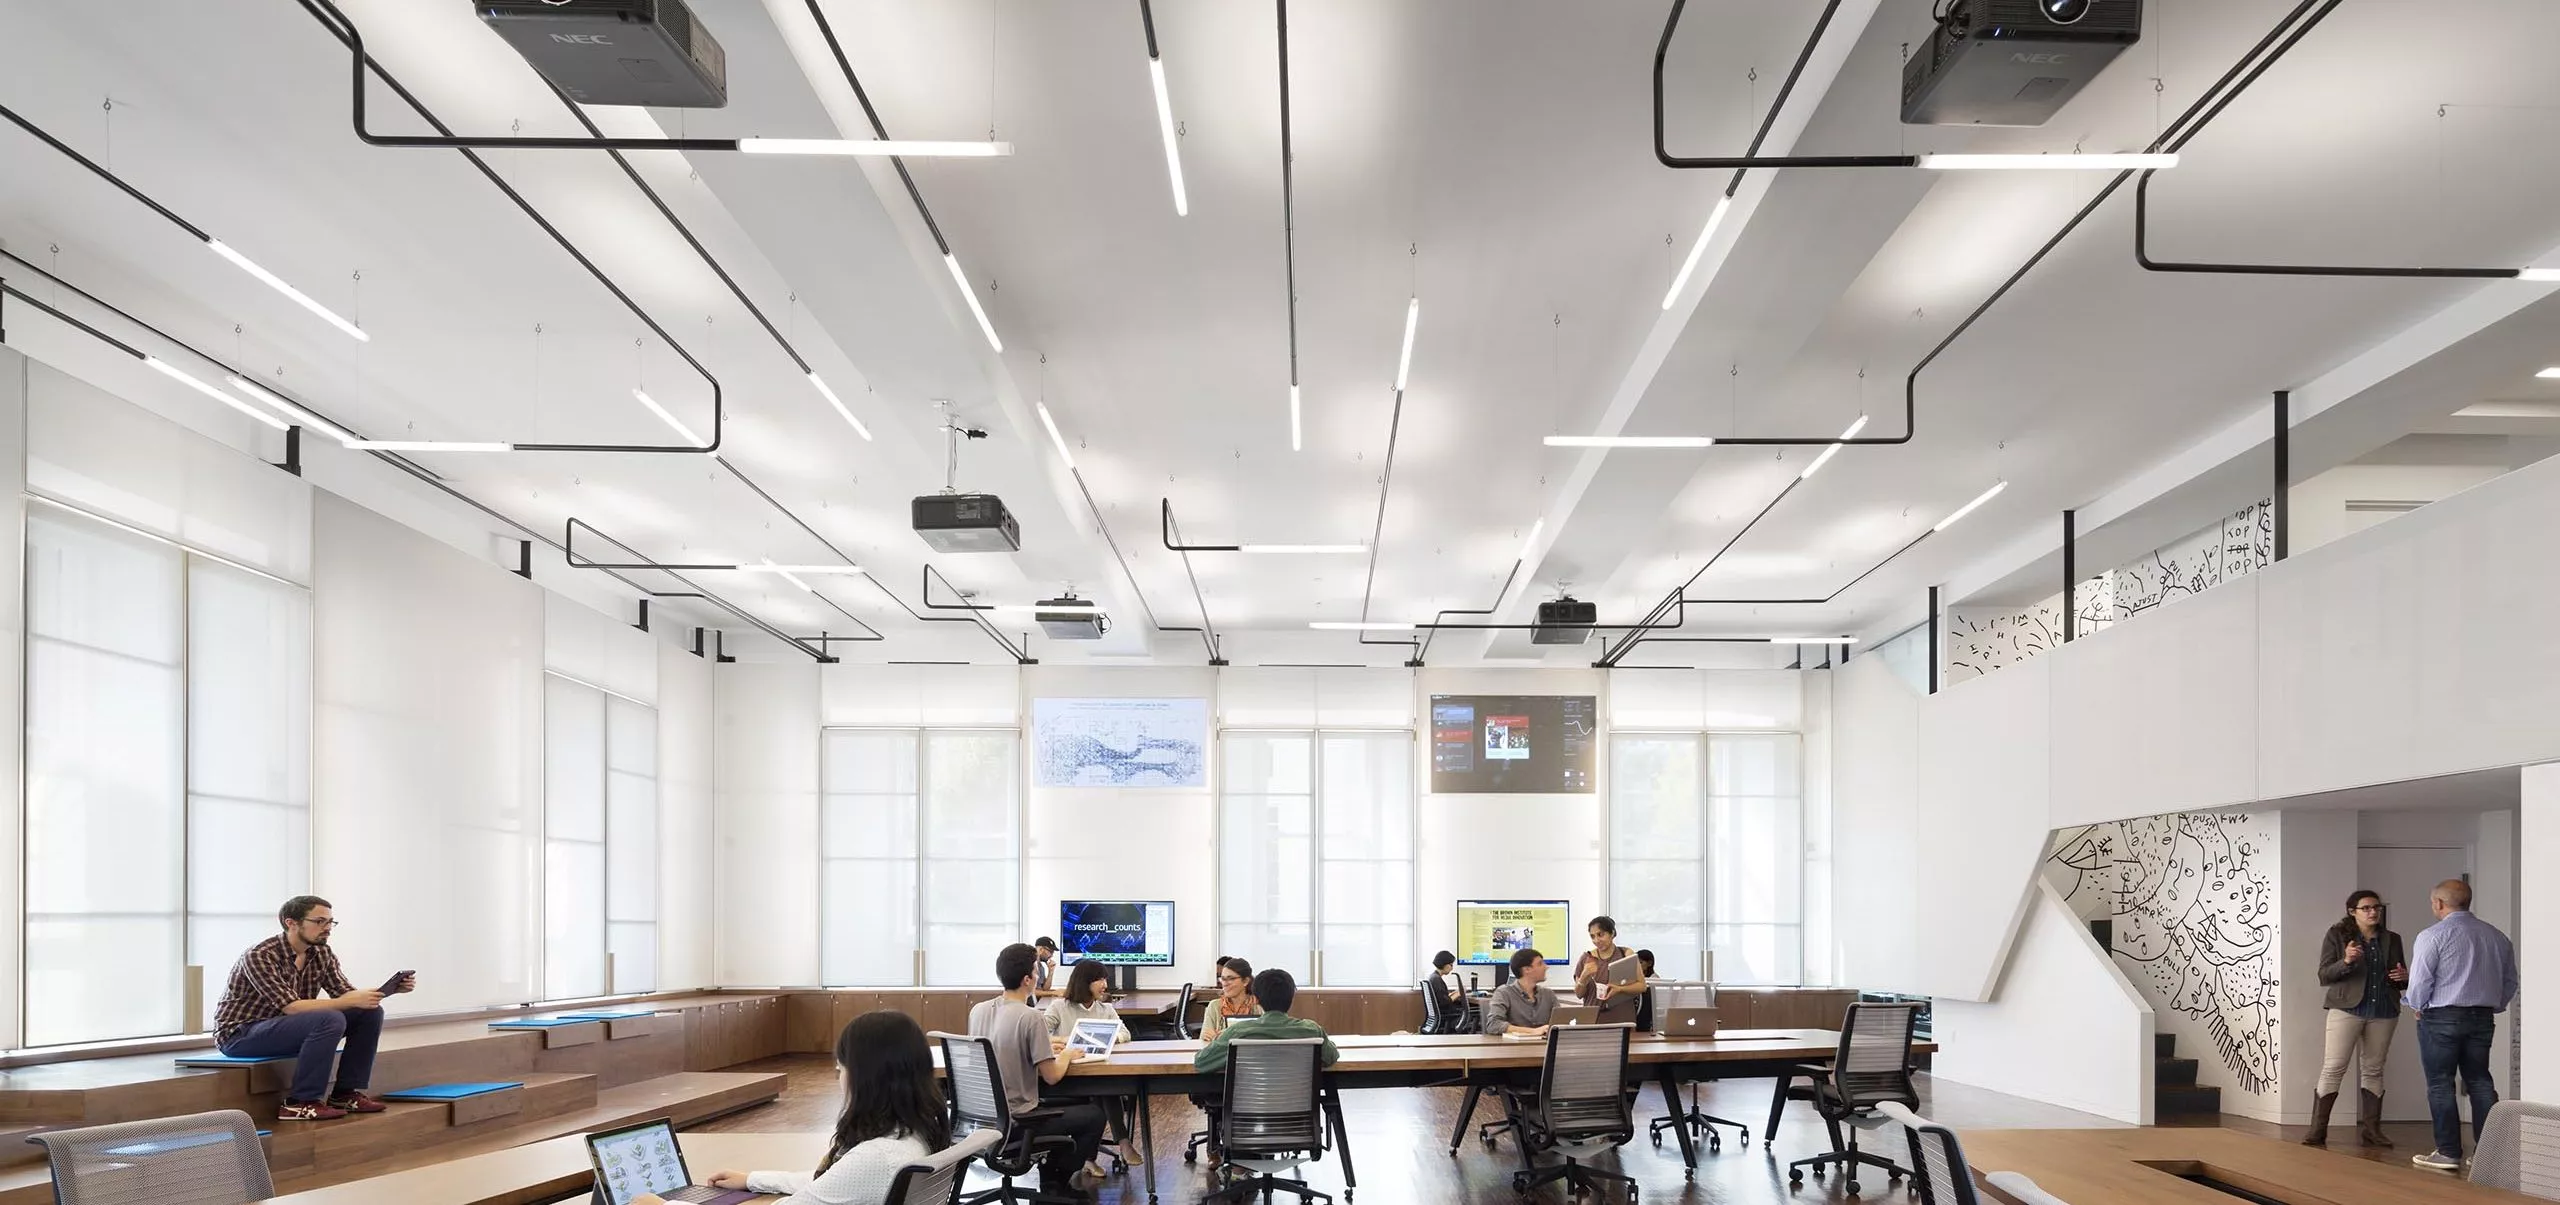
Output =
[{"x1": 1013, "y1": 1107, "x2": 1066, "y2": 1125}]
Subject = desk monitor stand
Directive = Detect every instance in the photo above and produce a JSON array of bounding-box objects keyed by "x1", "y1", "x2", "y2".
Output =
[{"x1": 1113, "y1": 965, "x2": 1139, "y2": 994}]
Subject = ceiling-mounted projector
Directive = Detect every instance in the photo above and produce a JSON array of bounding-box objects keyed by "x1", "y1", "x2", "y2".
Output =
[
  {"x1": 1901, "y1": 0, "x2": 2142, "y2": 127},
  {"x1": 477, "y1": 0, "x2": 729, "y2": 109},
  {"x1": 912, "y1": 494, "x2": 1021, "y2": 554},
  {"x1": 1034, "y1": 596, "x2": 1108, "y2": 640},
  {"x1": 1532, "y1": 597, "x2": 1598, "y2": 646}
]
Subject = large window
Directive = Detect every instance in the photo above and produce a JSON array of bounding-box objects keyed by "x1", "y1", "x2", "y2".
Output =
[
  {"x1": 1607, "y1": 732, "x2": 1804, "y2": 985},
  {"x1": 821, "y1": 728, "x2": 1020, "y2": 988},
  {"x1": 25, "y1": 507, "x2": 310, "y2": 1046},
  {"x1": 1220, "y1": 730, "x2": 1413, "y2": 986},
  {"x1": 544, "y1": 675, "x2": 658, "y2": 998}
]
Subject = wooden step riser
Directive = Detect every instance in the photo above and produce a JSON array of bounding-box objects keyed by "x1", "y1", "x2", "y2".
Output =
[{"x1": 265, "y1": 1077, "x2": 599, "y2": 1177}]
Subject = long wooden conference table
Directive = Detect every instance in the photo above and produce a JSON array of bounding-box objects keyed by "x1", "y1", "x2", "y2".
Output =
[
  {"x1": 1032, "y1": 1027, "x2": 1930, "y2": 1202},
  {"x1": 260, "y1": 1027, "x2": 1904, "y2": 1203}
]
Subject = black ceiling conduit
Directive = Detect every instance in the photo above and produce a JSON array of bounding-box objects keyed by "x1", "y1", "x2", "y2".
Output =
[
  {"x1": 1653, "y1": 0, "x2": 1903, "y2": 172},
  {"x1": 2130, "y1": 0, "x2": 2519, "y2": 280},
  {"x1": 293, "y1": 0, "x2": 1049, "y2": 661},
  {"x1": 1276, "y1": 0, "x2": 1302, "y2": 426},
  {"x1": 562, "y1": 520, "x2": 836, "y2": 660},
  {"x1": 284, "y1": 0, "x2": 722, "y2": 454},
  {"x1": 1601, "y1": 0, "x2": 2342, "y2": 665},
  {"x1": 0, "y1": 257, "x2": 848, "y2": 662},
  {"x1": 1156, "y1": 502, "x2": 1227, "y2": 665}
]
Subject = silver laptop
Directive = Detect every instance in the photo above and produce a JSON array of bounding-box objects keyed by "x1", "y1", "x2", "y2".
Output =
[
  {"x1": 1549, "y1": 1003, "x2": 1601, "y2": 1027},
  {"x1": 1658, "y1": 1006, "x2": 1719, "y2": 1037}
]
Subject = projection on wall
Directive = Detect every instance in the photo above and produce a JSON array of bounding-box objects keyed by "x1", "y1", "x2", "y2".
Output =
[{"x1": 1031, "y1": 697, "x2": 1208, "y2": 788}]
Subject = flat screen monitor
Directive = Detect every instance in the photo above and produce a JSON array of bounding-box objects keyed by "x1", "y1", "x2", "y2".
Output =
[
  {"x1": 1429, "y1": 695, "x2": 1598, "y2": 794},
  {"x1": 1058, "y1": 900, "x2": 1176, "y2": 966},
  {"x1": 1456, "y1": 900, "x2": 1570, "y2": 966}
]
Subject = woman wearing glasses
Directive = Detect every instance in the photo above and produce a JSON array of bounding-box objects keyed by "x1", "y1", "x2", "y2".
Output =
[{"x1": 2306, "y1": 890, "x2": 2408, "y2": 1148}]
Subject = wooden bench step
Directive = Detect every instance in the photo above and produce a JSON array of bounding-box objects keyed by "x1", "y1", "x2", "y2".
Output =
[{"x1": 0, "y1": 1070, "x2": 780, "y2": 1205}]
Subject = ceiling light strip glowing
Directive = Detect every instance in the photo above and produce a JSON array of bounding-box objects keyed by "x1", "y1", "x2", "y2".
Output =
[
  {"x1": 944, "y1": 254, "x2": 1004, "y2": 352},
  {"x1": 735, "y1": 564, "x2": 865, "y2": 575},
  {"x1": 1289, "y1": 384, "x2": 1302, "y2": 452},
  {"x1": 205, "y1": 240, "x2": 369, "y2": 342},
  {"x1": 1913, "y1": 153, "x2": 2180, "y2": 171},
  {"x1": 631, "y1": 388, "x2": 709, "y2": 449},
  {"x1": 1148, "y1": 58, "x2": 1189, "y2": 216},
  {"x1": 734, "y1": 138, "x2": 1013, "y2": 157},
  {"x1": 2521, "y1": 269, "x2": 2560, "y2": 282},
  {"x1": 1036, "y1": 402, "x2": 1077, "y2": 470},
  {"x1": 344, "y1": 439, "x2": 514, "y2": 452},
  {"x1": 1543, "y1": 435, "x2": 1718, "y2": 449},
  {"x1": 226, "y1": 376, "x2": 356, "y2": 443},
  {"x1": 1661, "y1": 195, "x2": 1734, "y2": 311},
  {"x1": 1518, "y1": 518, "x2": 1545, "y2": 562},
  {"x1": 806, "y1": 374, "x2": 872, "y2": 440},
  {"x1": 143, "y1": 357, "x2": 289, "y2": 430},
  {"x1": 1309, "y1": 621, "x2": 1413, "y2": 631},
  {"x1": 1796, "y1": 414, "x2": 1871, "y2": 480},
  {"x1": 1394, "y1": 298, "x2": 1420, "y2": 393},
  {"x1": 1241, "y1": 544, "x2": 1367, "y2": 554},
  {"x1": 1933, "y1": 480, "x2": 2008, "y2": 532},
  {"x1": 1763, "y1": 636, "x2": 1859, "y2": 644},
  {"x1": 2539, "y1": 367, "x2": 2560, "y2": 379},
  {"x1": 761, "y1": 559, "x2": 814, "y2": 592}
]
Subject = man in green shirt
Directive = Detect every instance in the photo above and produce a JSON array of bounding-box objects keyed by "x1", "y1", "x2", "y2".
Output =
[{"x1": 1194, "y1": 968, "x2": 1340, "y2": 1072}]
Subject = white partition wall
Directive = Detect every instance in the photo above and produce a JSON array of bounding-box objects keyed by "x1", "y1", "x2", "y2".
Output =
[
  {"x1": 312, "y1": 493, "x2": 542, "y2": 1013},
  {"x1": 715, "y1": 661, "x2": 821, "y2": 986},
  {"x1": 1931, "y1": 880, "x2": 2154, "y2": 1124},
  {"x1": 1831, "y1": 656, "x2": 1920, "y2": 994}
]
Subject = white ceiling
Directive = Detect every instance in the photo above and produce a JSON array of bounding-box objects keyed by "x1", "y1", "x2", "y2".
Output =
[{"x1": 5, "y1": 0, "x2": 2559, "y2": 663}]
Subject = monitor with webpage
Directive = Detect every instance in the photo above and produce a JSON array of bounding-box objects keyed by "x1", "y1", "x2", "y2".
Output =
[
  {"x1": 1455, "y1": 900, "x2": 1570, "y2": 966},
  {"x1": 1059, "y1": 900, "x2": 1176, "y2": 966}
]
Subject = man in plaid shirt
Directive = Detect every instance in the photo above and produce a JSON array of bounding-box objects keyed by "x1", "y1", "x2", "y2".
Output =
[{"x1": 213, "y1": 895, "x2": 416, "y2": 1120}]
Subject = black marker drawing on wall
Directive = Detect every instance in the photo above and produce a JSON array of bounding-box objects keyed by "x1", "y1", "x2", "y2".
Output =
[{"x1": 2049, "y1": 811, "x2": 2278, "y2": 1095}]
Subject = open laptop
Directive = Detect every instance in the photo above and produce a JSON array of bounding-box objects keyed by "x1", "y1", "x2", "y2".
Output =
[
  {"x1": 1066, "y1": 1017, "x2": 1121, "y2": 1062},
  {"x1": 1658, "y1": 1006, "x2": 1719, "y2": 1038},
  {"x1": 1548, "y1": 1003, "x2": 1601, "y2": 1027},
  {"x1": 586, "y1": 1119, "x2": 756, "y2": 1205}
]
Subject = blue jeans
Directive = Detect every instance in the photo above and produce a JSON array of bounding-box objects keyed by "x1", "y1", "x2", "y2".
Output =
[
  {"x1": 2416, "y1": 1007, "x2": 2499, "y2": 1158},
  {"x1": 219, "y1": 1007, "x2": 381, "y2": 1103}
]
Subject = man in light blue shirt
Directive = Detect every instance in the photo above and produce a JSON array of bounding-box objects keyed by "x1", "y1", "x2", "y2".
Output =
[{"x1": 2403, "y1": 878, "x2": 2517, "y2": 1172}]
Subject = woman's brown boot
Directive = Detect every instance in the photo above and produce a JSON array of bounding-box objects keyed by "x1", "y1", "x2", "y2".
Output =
[
  {"x1": 2301, "y1": 1092, "x2": 2337, "y2": 1145},
  {"x1": 2358, "y1": 1090, "x2": 2393, "y2": 1147}
]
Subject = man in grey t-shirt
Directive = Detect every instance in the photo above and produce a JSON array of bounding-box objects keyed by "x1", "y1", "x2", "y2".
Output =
[
  {"x1": 968, "y1": 943, "x2": 1106, "y2": 1193},
  {"x1": 1482, "y1": 947, "x2": 1558, "y2": 1036}
]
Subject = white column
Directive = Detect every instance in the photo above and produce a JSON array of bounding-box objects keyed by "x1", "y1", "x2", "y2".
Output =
[{"x1": 2520, "y1": 765, "x2": 2560, "y2": 1101}]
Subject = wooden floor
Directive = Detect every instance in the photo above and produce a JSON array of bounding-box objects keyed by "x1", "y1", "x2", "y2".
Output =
[{"x1": 696, "y1": 1054, "x2": 2128, "y2": 1203}]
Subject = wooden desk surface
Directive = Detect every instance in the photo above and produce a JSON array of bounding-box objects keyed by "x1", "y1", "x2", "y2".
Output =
[
  {"x1": 1963, "y1": 1127, "x2": 2534, "y2": 1205},
  {"x1": 259, "y1": 1132, "x2": 825, "y2": 1204}
]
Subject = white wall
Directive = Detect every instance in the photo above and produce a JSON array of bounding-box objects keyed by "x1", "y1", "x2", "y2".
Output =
[
  {"x1": 1931, "y1": 880, "x2": 2153, "y2": 1125},
  {"x1": 2291, "y1": 462, "x2": 2507, "y2": 554},
  {"x1": 0, "y1": 352, "x2": 28, "y2": 1046},
  {"x1": 1023, "y1": 665, "x2": 1217, "y2": 990},
  {"x1": 312, "y1": 493, "x2": 543, "y2": 1012},
  {"x1": 2048, "y1": 579, "x2": 2261, "y2": 828},
  {"x1": 2275, "y1": 810, "x2": 2359, "y2": 1125},
  {"x1": 1415, "y1": 667, "x2": 1606, "y2": 970},
  {"x1": 2521, "y1": 763, "x2": 2560, "y2": 1103},
  {"x1": 1914, "y1": 657, "x2": 2050, "y2": 1002},
  {"x1": 1831, "y1": 656, "x2": 1919, "y2": 994},
  {"x1": 713, "y1": 662, "x2": 821, "y2": 986},
  {"x1": 658, "y1": 642, "x2": 716, "y2": 990}
]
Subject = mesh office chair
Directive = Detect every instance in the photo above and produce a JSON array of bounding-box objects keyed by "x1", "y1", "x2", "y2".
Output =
[
  {"x1": 1204, "y1": 1038, "x2": 1331, "y2": 1204},
  {"x1": 1420, "y1": 979, "x2": 1479, "y2": 1035},
  {"x1": 30, "y1": 1109, "x2": 274, "y2": 1205},
  {"x1": 1876, "y1": 1102, "x2": 1982, "y2": 1205},
  {"x1": 1130, "y1": 982, "x2": 1195, "y2": 1041},
  {"x1": 931, "y1": 1033, "x2": 1081, "y2": 1205},
  {"x1": 1782, "y1": 1002, "x2": 1920, "y2": 1195},
  {"x1": 2471, "y1": 1099, "x2": 2560, "y2": 1198},
  {"x1": 884, "y1": 1131, "x2": 1000, "y2": 1205},
  {"x1": 1488, "y1": 1023, "x2": 1638, "y2": 1202}
]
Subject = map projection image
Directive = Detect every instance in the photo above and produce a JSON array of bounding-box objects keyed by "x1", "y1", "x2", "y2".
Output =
[{"x1": 1032, "y1": 697, "x2": 1209, "y2": 788}]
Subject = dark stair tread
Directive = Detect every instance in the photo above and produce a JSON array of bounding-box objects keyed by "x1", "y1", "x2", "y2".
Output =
[
  {"x1": 2156, "y1": 1056, "x2": 2200, "y2": 1086},
  {"x1": 2157, "y1": 1084, "x2": 2222, "y2": 1114}
]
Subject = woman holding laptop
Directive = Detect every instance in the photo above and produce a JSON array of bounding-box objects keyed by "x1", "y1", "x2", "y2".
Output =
[{"x1": 1572, "y1": 916, "x2": 1643, "y2": 1026}]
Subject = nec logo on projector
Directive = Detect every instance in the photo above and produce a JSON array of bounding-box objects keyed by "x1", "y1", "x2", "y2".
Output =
[
  {"x1": 2009, "y1": 51, "x2": 2070, "y2": 63},
  {"x1": 549, "y1": 32, "x2": 612, "y2": 44}
]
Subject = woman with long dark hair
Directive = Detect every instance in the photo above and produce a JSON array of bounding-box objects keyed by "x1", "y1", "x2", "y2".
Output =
[
  {"x1": 638, "y1": 1010, "x2": 949, "y2": 1204},
  {"x1": 2305, "y1": 889, "x2": 2408, "y2": 1148},
  {"x1": 1199, "y1": 956, "x2": 1260, "y2": 1039}
]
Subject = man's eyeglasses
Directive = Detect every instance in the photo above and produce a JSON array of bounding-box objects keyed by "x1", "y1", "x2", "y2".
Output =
[{"x1": 297, "y1": 917, "x2": 341, "y2": 928}]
